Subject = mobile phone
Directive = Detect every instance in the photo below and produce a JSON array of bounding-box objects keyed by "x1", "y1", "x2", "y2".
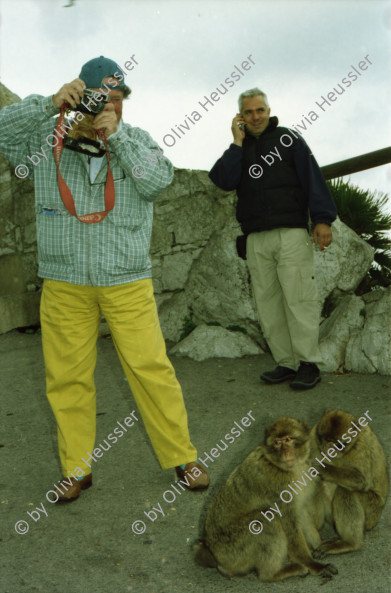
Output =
[{"x1": 237, "y1": 122, "x2": 246, "y2": 130}]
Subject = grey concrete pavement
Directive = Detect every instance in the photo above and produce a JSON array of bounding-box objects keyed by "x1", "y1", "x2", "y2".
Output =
[{"x1": 1, "y1": 330, "x2": 390, "y2": 593}]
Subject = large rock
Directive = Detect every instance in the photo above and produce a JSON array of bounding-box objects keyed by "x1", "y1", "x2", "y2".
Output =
[
  {"x1": 161, "y1": 249, "x2": 202, "y2": 291},
  {"x1": 151, "y1": 169, "x2": 264, "y2": 346},
  {"x1": 345, "y1": 288, "x2": 391, "y2": 375},
  {"x1": 184, "y1": 223, "x2": 261, "y2": 341},
  {"x1": 319, "y1": 295, "x2": 365, "y2": 372},
  {"x1": 314, "y1": 217, "x2": 374, "y2": 302},
  {"x1": 170, "y1": 325, "x2": 264, "y2": 362},
  {"x1": 157, "y1": 290, "x2": 190, "y2": 343}
]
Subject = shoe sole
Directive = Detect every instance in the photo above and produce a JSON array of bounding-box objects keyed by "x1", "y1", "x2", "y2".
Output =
[
  {"x1": 290, "y1": 376, "x2": 321, "y2": 390},
  {"x1": 175, "y1": 469, "x2": 210, "y2": 490},
  {"x1": 56, "y1": 495, "x2": 80, "y2": 503},
  {"x1": 186, "y1": 483, "x2": 210, "y2": 491},
  {"x1": 261, "y1": 373, "x2": 296, "y2": 385},
  {"x1": 175, "y1": 474, "x2": 210, "y2": 490}
]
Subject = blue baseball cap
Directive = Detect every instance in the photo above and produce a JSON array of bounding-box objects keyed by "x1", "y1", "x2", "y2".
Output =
[{"x1": 79, "y1": 56, "x2": 131, "y2": 96}]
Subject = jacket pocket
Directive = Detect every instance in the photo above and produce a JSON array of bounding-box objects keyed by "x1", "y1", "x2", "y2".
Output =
[
  {"x1": 106, "y1": 212, "x2": 143, "y2": 231},
  {"x1": 36, "y1": 209, "x2": 74, "y2": 265},
  {"x1": 102, "y1": 214, "x2": 150, "y2": 273}
]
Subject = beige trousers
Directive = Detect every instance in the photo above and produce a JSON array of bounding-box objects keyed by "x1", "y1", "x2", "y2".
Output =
[{"x1": 246, "y1": 228, "x2": 322, "y2": 370}]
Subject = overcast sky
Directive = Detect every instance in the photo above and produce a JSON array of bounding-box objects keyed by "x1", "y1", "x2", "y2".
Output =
[{"x1": 1, "y1": 0, "x2": 390, "y2": 198}]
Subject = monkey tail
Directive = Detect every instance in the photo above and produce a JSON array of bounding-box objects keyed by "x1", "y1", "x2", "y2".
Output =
[{"x1": 194, "y1": 540, "x2": 218, "y2": 568}]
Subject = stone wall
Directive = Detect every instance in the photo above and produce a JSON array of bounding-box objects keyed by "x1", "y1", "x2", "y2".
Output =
[
  {"x1": 0, "y1": 83, "x2": 389, "y2": 374},
  {"x1": 0, "y1": 84, "x2": 41, "y2": 333}
]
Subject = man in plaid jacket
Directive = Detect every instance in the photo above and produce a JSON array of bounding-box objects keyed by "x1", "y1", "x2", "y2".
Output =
[{"x1": 0, "y1": 56, "x2": 209, "y2": 500}]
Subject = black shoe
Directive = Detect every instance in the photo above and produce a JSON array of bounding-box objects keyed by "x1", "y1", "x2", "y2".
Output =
[
  {"x1": 290, "y1": 362, "x2": 321, "y2": 390},
  {"x1": 260, "y1": 365, "x2": 297, "y2": 384}
]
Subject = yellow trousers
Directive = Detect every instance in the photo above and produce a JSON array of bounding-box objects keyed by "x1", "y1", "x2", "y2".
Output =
[{"x1": 40, "y1": 278, "x2": 197, "y2": 476}]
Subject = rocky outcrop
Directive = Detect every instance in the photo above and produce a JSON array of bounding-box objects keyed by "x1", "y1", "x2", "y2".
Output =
[
  {"x1": 313, "y1": 218, "x2": 375, "y2": 301},
  {"x1": 170, "y1": 325, "x2": 264, "y2": 362},
  {"x1": 345, "y1": 288, "x2": 391, "y2": 375},
  {"x1": 316, "y1": 288, "x2": 391, "y2": 375},
  {"x1": 319, "y1": 295, "x2": 365, "y2": 372}
]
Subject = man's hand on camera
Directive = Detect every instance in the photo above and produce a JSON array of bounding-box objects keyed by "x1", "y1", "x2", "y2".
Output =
[
  {"x1": 231, "y1": 113, "x2": 246, "y2": 147},
  {"x1": 92, "y1": 103, "x2": 118, "y2": 137},
  {"x1": 52, "y1": 78, "x2": 86, "y2": 109}
]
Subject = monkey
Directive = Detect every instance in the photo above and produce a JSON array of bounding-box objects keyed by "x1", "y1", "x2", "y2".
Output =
[
  {"x1": 194, "y1": 417, "x2": 338, "y2": 582},
  {"x1": 310, "y1": 409, "x2": 389, "y2": 557}
]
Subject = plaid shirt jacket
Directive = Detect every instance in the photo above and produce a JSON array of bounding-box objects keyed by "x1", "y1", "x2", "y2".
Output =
[{"x1": 0, "y1": 94, "x2": 174, "y2": 286}]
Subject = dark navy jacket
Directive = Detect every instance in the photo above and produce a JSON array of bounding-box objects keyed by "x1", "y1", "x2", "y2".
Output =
[{"x1": 208, "y1": 116, "x2": 337, "y2": 235}]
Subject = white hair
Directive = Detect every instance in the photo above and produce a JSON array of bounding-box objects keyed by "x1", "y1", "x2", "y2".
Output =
[{"x1": 238, "y1": 88, "x2": 269, "y2": 112}]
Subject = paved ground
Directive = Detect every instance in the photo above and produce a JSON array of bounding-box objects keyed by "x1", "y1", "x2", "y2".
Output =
[{"x1": 1, "y1": 330, "x2": 390, "y2": 593}]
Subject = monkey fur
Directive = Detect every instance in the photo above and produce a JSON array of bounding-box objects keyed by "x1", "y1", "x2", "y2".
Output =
[
  {"x1": 310, "y1": 409, "x2": 388, "y2": 557},
  {"x1": 195, "y1": 417, "x2": 338, "y2": 582}
]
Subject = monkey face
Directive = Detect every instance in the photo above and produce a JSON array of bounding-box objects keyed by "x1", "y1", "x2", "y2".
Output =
[
  {"x1": 265, "y1": 418, "x2": 310, "y2": 471},
  {"x1": 273, "y1": 436, "x2": 297, "y2": 467}
]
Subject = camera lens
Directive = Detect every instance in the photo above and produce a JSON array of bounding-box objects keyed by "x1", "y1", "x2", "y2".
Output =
[{"x1": 75, "y1": 89, "x2": 108, "y2": 114}]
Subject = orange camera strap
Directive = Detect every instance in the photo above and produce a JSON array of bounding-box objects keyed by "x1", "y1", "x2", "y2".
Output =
[{"x1": 53, "y1": 104, "x2": 115, "y2": 223}]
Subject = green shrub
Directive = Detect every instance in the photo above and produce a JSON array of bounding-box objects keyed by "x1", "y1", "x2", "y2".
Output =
[{"x1": 327, "y1": 178, "x2": 391, "y2": 293}]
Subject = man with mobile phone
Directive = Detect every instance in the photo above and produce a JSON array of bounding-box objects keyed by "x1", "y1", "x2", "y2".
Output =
[{"x1": 208, "y1": 88, "x2": 337, "y2": 390}]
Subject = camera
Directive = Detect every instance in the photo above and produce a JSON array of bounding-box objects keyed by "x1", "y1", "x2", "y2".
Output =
[
  {"x1": 63, "y1": 89, "x2": 110, "y2": 157},
  {"x1": 76, "y1": 88, "x2": 110, "y2": 115}
]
